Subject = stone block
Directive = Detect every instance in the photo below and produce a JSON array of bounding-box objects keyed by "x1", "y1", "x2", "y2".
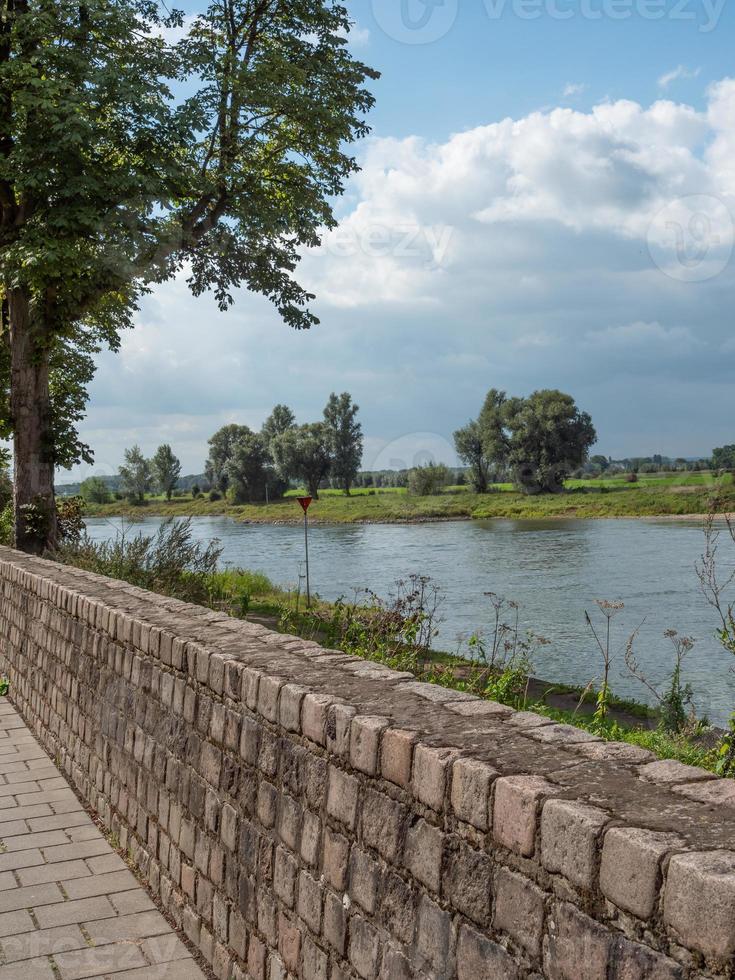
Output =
[
  {"x1": 544, "y1": 902, "x2": 611, "y2": 980},
  {"x1": 326, "y1": 766, "x2": 359, "y2": 829},
  {"x1": 444, "y1": 839, "x2": 492, "y2": 926},
  {"x1": 540, "y1": 799, "x2": 609, "y2": 891},
  {"x1": 457, "y1": 922, "x2": 519, "y2": 980},
  {"x1": 663, "y1": 850, "x2": 735, "y2": 959},
  {"x1": 404, "y1": 818, "x2": 443, "y2": 894},
  {"x1": 349, "y1": 846, "x2": 380, "y2": 914},
  {"x1": 412, "y1": 744, "x2": 460, "y2": 811},
  {"x1": 493, "y1": 775, "x2": 556, "y2": 857},
  {"x1": 350, "y1": 715, "x2": 389, "y2": 775},
  {"x1": 360, "y1": 789, "x2": 403, "y2": 863},
  {"x1": 451, "y1": 757, "x2": 497, "y2": 830},
  {"x1": 380, "y1": 729, "x2": 416, "y2": 788},
  {"x1": 348, "y1": 914, "x2": 380, "y2": 979},
  {"x1": 416, "y1": 894, "x2": 452, "y2": 973},
  {"x1": 600, "y1": 827, "x2": 681, "y2": 919},
  {"x1": 493, "y1": 866, "x2": 545, "y2": 958},
  {"x1": 322, "y1": 827, "x2": 350, "y2": 891}
]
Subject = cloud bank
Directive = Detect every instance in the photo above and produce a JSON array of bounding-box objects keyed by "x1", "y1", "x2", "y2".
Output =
[{"x1": 74, "y1": 80, "x2": 735, "y2": 479}]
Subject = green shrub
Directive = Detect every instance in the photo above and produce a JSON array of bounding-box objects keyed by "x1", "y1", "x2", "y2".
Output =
[
  {"x1": 408, "y1": 463, "x2": 451, "y2": 496},
  {"x1": 57, "y1": 518, "x2": 222, "y2": 604}
]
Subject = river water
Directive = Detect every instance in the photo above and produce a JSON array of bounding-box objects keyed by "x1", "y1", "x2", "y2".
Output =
[{"x1": 83, "y1": 515, "x2": 735, "y2": 725}]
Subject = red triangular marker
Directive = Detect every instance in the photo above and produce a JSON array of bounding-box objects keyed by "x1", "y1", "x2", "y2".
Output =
[{"x1": 297, "y1": 496, "x2": 313, "y2": 512}]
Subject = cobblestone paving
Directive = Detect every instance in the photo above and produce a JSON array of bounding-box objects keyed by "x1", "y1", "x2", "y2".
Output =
[{"x1": 0, "y1": 699, "x2": 206, "y2": 980}]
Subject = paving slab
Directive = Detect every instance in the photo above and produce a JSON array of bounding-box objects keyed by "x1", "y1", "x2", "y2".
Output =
[{"x1": 0, "y1": 700, "x2": 206, "y2": 979}]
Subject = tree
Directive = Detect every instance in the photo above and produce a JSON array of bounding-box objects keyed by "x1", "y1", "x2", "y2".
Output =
[
  {"x1": 272, "y1": 423, "x2": 331, "y2": 498},
  {"x1": 151, "y1": 444, "x2": 181, "y2": 500},
  {"x1": 119, "y1": 446, "x2": 151, "y2": 504},
  {"x1": 454, "y1": 420, "x2": 490, "y2": 493},
  {"x1": 226, "y1": 430, "x2": 271, "y2": 504},
  {"x1": 502, "y1": 390, "x2": 596, "y2": 494},
  {"x1": 478, "y1": 389, "x2": 510, "y2": 468},
  {"x1": 713, "y1": 446, "x2": 735, "y2": 471},
  {"x1": 79, "y1": 477, "x2": 112, "y2": 505},
  {"x1": 261, "y1": 405, "x2": 296, "y2": 449},
  {"x1": 1, "y1": 2, "x2": 377, "y2": 553},
  {"x1": 205, "y1": 425, "x2": 252, "y2": 494},
  {"x1": 323, "y1": 392, "x2": 362, "y2": 494}
]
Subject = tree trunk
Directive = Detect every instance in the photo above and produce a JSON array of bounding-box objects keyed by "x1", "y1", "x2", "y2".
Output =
[{"x1": 8, "y1": 287, "x2": 57, "y2": 554}]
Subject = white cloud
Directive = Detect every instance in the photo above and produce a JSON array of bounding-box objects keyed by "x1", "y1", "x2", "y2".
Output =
[
  {"x1": 72, "y1": 80, "x2": 735, "y2": 478},
  {"x1": 658, "y1": 65, "x2": 701, "y2": 90},
  {"x1": 563, "y1": 83, "x2": 586, "y2": 98}
]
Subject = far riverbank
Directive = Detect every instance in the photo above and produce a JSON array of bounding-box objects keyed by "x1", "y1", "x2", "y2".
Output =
[{"x1": 80, "y1": 477, "x2": 735, "y2": 525}]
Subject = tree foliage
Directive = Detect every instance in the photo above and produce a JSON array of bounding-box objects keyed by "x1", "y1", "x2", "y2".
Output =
[
  {"x1": 272, "y1": 422, "x2": 331, "y2": 498},
  {"x1": 503, "y1": 390, "x2": 596, "y2": 494},
  {"x1": 119, "y1": 445, "x2": 151, "y2": 504},
  {"x1": 226, "y1": 429, "x2": 271, "y2": 504},
  {"x1": 205, "y1": 424, "x2": 252, "y2": 493},
  {"x1": 79, "y1": 476, "x2": 112, "y2": 505},
  {"x1": 151, "y1": 444, "x2": 181, "y2": 500},
  {"x1": 408, "y1": 463, "x2": 451, "y2": 497},
  {"x1": 323, "y1": 392, "x2": 362, "y2": 494},
  {"x1": 261, "y1": 405, "x2": 296, "y2": 448},
  {"x1": 453, "y1": 419, "x2": 489, "y2": 493},
  {"x1": 462, "y1": 388, "x2": 596, "y2": 494},
  {"x1": 0, "y1": 0, "x2": 378, "y2": 551}
]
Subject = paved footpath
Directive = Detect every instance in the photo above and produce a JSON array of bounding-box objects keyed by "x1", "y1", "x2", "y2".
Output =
[{"x1": 0, "y1": 699, "x2": 207, "y2": 980}]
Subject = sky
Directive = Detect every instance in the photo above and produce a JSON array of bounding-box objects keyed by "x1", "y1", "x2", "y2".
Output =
[{"x1": 67, "y1": 0, "x2": 735, "y2": 480}]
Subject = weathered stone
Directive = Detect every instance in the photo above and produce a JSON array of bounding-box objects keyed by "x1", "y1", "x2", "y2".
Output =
[
  {"x1": 457, "y1": 922, "x2": 519, "y2": 980},
  {"x1": 600, "y1": 827, "x2": 681, "y2": 919},
  {"x1": 494, "y1": 866, "x2": 545, "y2": 958},
  {"x1": 493, "y1": 775, "x2": 557, "y2": 857},
  {"x1": 540, "y1": 799, "x2": 609, "y2": 891},
  {"x1": 663, "y1": 850, "x2": 735, "y2": 959},
  {"x1": 450, "y1": 757, "x2": 497, "y2": 830}
]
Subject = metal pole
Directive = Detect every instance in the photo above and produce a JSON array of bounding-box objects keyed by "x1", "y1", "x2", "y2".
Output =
[{"x1": 303, "y1": 510, "x2": 311, "y2": 607}]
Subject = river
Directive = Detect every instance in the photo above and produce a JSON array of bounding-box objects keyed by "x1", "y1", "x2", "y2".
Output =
[{"x1": 83, "y1": 515, "x2": 735, "y2": 726}]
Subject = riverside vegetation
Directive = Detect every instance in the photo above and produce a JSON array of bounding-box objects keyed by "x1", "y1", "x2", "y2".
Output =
[
  {"x1": 80, "y1": 470, "x2": 735, "y2": 523},
  {"x1": 52, "y1": 511, "x2": 735, "y2": 779}
]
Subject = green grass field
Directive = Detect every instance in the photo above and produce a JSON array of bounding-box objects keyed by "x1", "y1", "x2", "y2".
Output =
[{"x1": 81, "y1": 471, "x2": 735, "y2": 524}]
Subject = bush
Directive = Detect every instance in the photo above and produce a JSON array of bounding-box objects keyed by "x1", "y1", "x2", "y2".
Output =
[
  {"x1": 407, "y1": 464, "x2": 451, "y2": 496},
  {"x1": 625, "y1": 472, "x2": 638, "y2": 483},
  {"x1": 191, "y1": 484, "x2": 201, "y2": 498},
  {"x1": 209, "y1": 490, "x2": 222, "y2": 502},
  {"x1": 56, "y1": 518, "x2": 222, "y2": 604},
  {"x1": 79, "y1": 477, "x2": 112, "y2": 504}
]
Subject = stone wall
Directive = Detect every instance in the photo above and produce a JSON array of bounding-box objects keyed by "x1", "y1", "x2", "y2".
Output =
[{"x1": 0, "y1": 546, "x2": 733, "y2": 980}]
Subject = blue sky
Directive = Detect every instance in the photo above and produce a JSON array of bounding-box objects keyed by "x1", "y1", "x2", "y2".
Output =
[{"x1": 69, "y1": 0, "x2": 735, "y2": 479}]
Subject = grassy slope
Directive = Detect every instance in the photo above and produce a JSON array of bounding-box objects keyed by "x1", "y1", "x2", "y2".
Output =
[{"x1": 82, "y1": 473, "x2": 735, "y2": 523}]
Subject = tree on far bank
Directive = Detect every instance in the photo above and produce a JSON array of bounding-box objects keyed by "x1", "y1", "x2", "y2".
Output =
[
  {"x1": 151, "y1": 445, "x2": 181, "y2": 500},
  {"x1": 79, "y1": 477, "x2": 112, "y2": 505},
  {"x1": 261, "y1": 405, "x2": 296, "y2": 449},
  {"x1": 226, "y1": 430, "x2": 272, "y2": 504},
  {"x1": 119, "y1": 447, "x2": 151, "y2": 504},
  {"x1": 713, "y1": 445, "x2": 735, "y2": 471},
  {"x1": 453, "y1": 420, "x2": 490, "y2": 493},
  {"x1": 272, "y1": 423, "x2": 332, "y2": 499},
  {"x1": 323, "y1": 392, "x2": 362, "y2": 494},
  {"x1": 1, "y1": 1, "x2": 377, "y2": 553},
  {"x1": 205, "y1": 425, "x2": 252, "y2": 494},
  {"x1": 503, "y1": 390, "x2": 596, "y2": 494}
]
